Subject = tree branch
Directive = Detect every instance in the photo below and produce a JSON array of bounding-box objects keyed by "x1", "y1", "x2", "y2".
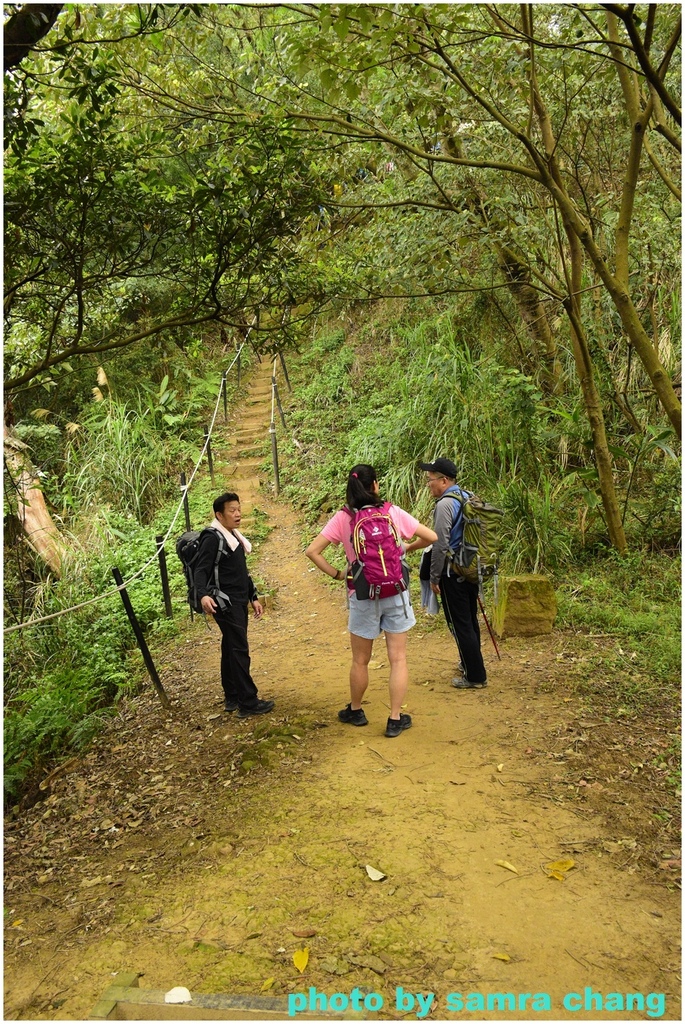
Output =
[
  {"x1": 602, "y1": 4, "x2": 681, "y2": 125},
  {"x1": 4, "y1": 4, "x2": 63, "y2": 71}
]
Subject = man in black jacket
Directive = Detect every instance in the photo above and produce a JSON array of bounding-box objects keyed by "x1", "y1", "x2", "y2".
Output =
[{"x1": 195, "y1": 492, "x2": 275, "y2": 717}]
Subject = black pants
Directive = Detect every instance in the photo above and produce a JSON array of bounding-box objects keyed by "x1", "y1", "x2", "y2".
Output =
[
  {"x1": 213, "y1": 604, "x2": 260, "y2": 709},
  {"x1": 439, "y1": 574, "x2": 487, "y2": 684}
]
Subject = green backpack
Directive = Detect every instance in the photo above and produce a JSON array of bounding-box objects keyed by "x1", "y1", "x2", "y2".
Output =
[{"x1": 440, "y1": 486, "x2": 504, "y2": 587}]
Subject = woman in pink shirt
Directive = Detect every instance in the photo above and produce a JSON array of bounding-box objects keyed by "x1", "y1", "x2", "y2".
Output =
[{"x1": 305, "y1": 464, "x2": 437, "y2": 737}]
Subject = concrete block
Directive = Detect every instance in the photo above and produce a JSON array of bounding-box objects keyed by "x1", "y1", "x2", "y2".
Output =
[{"x1": 493, "y1": 574, "x2": 557, "y2": 638}]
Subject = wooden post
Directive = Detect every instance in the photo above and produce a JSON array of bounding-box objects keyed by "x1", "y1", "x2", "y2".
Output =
[
  {"x1": 111, "y1": 568, "x2": 171, "y2": 708},
  {"x1": 204, "y1": 427, "x2": 215, "y2": 485},
  {"x1": 155, "y1": 536, "x2": 173, "y2": 619},
  {"x1": 269, "y1": 420, "x2": 280, "y2": 495},
  {"x1": 180, "y1": 472, "x2": 191, "y2": 532},
  {"x1": 279, "y1": 351, "x2": 292, "y2": 392}
]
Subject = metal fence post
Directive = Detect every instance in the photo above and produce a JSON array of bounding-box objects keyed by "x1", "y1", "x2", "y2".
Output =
[
  {"x1": 279, "y1": 351, "x2": 292, "y2": 392},
  {"x1": 111, "y1": 568, "x2": 171, "y2": 709},
  {"x1": 155, "y1": 536, "x2": 174, "y2": 619},
  {"x1": 269, "y1": 420, "x2": 280, "y2": 495},
  {"x1": 272, "y1": 358, "x2": 287, "y2": 430},
  {"x1": 204, "y1": 427, "x2": 215, "y2": 485}
]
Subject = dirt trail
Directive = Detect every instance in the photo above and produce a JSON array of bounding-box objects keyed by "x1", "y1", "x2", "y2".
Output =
[{"x1": 4, "y1": 362, "x2": 681, "y2": 1022}]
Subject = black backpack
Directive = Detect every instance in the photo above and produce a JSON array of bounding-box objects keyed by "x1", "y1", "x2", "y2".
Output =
[{"x1": 176, "y1": 529, "x2": 231, "y2": 614}]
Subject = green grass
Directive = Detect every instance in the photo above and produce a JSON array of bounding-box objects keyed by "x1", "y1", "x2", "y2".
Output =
[{"x1": 554, "y1": 551, "x2": 681, "y2": 714}]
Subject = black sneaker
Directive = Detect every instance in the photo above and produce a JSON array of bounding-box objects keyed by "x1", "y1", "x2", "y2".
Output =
[
  {"x1": 237, "y1": 699, "x2": 275, "y2": 718},
  {"x1": 224, "y1": 700, "x2": 239, "y2": 712},
  {"x1": 452, "y1": 678, "x2": 487, "y2": 689},
  {"x1": 385, "y1": 713, "x2": 412, "y2": 738},
  {"x1": 338, "y1": 703, "x2": 368, "y2": 726}
]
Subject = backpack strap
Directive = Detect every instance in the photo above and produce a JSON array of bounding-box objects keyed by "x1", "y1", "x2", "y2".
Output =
[
  {"x1": 199, "y1": 529, "x2": 233, "y2": 610},
  {"x1": 436, "y1": 487, "x2": 467, "y2": 576}
]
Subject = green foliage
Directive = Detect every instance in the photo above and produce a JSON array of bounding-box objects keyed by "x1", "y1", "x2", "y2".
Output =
[
  {"x1": 555, "y1": 551, "x2": 681, "y2": 707},
  {"x1": 62, "y1": 398, "x2": 175, "y2": 523},
  {"x1": 3, "y1": 667, "x2": 112, "y2": 801},
  {"x1": 11, "y1": 422, "x2": 63, "y2": 474}
]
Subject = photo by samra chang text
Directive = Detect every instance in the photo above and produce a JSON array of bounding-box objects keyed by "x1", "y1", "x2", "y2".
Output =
[{"x1": 287, "y1": 985, "x2": 667, "y2": 1019}]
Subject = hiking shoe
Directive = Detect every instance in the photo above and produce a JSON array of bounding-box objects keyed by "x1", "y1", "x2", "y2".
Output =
[
  {"x1": 237, "y1": 699, "x2": 275, "y2": 718},
  {"x1": 338, "y1": 703, "x2": 368, "y2": 726},
  {"x1": 385, "y1": 713, "x2": 412, "y2": 738},
  {"x1": 224, "y1": 700, "x2": 239, "y2": 712},
  {"x1": 452, "y1": 678, "x2": 487, "y2": 689}
]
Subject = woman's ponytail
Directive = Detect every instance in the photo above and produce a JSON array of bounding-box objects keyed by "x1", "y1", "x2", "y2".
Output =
[{"x1": 346, "y1": 464, "x2": 382, "y2": 510}]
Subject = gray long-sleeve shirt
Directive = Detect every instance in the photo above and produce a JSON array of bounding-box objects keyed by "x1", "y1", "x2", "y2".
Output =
[{"x1": 429, "y1": 492, "x2": 464, "y2": 584}]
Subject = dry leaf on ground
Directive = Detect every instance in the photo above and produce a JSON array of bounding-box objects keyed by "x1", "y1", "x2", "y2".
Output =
[
  {"x1": 293, "y1": 947, "x2": 309, "y2": 973},
  {"x1": 545, "y1": 857, "x2": 575, "y2": 880},
  {"x1": 494, "y1": 860, "x2": 519, "y2": 875}
]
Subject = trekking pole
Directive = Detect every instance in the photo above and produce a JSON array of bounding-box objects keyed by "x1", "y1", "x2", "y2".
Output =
[{"x1": 478, "y1": 595, "x2": 501, "y2": 660}]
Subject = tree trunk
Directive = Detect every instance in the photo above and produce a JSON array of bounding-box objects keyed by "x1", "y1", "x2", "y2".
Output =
[
  {"x1": 523, "y1": 4, "x2": 627, "y2": 553},
  {"x1": 493, "y1": 241, "x2": 563, "y2": 396},
  {"x1": 4, "y1": 425, "x2": 64, "y2": 574}
]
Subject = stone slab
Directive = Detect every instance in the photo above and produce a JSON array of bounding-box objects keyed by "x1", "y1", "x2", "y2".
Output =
[
  {"x1": 90, "y1": 974, "x2": 352, "y2": 1021},
  {"x1": 492, "y1": 574, "x2": 557, "y2": 638}
]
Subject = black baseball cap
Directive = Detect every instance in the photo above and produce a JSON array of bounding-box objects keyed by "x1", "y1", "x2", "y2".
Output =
[{"x1": 419, "y1": 458, "x2": 458, "y2": 478}]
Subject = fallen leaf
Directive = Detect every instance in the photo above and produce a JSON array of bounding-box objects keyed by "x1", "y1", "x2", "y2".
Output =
[
  {"x1": 291, "y1": 928, "x2": 317, "y2": 938},
  {"x1": 494, "y1": 860, "x2": 519, "y2": 875},
  {"x1": 546, "y1": 858, "x2": 575, "y2": 873},
  {"x1": 261, "y1": 978, "x2": 275, "y2": 992},
  {"x1": 548, "y1": 870, "x2": 566, "y2": 881},
  {"x1": 293, "y1": 947, "x2": 309, "y2": 973},
  {"x1": 496, "y1": 763, "x2": 504, "y2": 772},
  {"x1": 492, "y1": 953, "x2": 511, "y2": 962},
  {"x1": 365, "y1": 864, "x2": 386, "y2": 881}
]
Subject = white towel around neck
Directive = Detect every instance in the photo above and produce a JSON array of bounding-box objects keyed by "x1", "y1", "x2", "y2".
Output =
[{"x1": 208, "y1": 519, "x2": 252, "y2": 553}]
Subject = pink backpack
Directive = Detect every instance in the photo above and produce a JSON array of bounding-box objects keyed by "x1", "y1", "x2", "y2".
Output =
[{"x1": 346, "y1": 503, "x2": 409, "y2": 600}]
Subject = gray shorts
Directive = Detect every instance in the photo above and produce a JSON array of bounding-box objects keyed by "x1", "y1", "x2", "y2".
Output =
[{"x1": 347, "y1": 591, "x2": 416, "y2": 640}]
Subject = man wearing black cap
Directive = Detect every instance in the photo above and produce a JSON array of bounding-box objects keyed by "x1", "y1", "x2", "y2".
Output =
[{"x1": 419, "y1": 459, "x2": 487, "y2": 689}]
